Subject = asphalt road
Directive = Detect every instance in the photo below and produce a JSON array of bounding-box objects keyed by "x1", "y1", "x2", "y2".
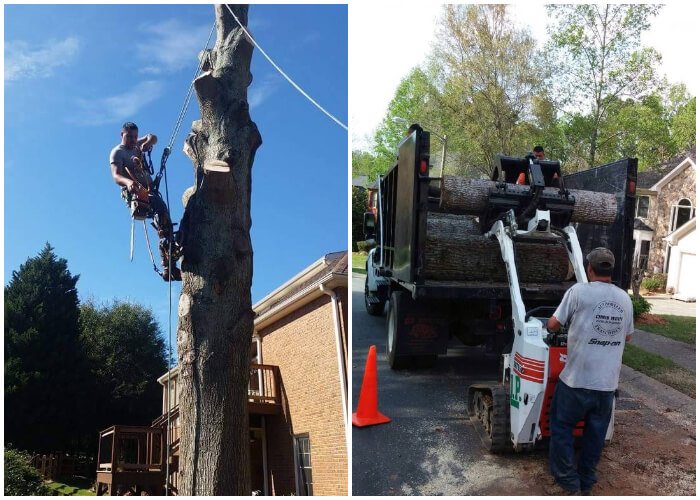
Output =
[{"x1": 351, "y1": 274, "x2": 534, "y2": 495}]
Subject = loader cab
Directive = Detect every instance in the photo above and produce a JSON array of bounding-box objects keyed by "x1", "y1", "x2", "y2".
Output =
[{"x1": 491, "y1": 155, "x2": 564, "y2": 188}]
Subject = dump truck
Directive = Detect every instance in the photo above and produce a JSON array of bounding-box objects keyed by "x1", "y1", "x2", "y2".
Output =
[{"x1": 362, "y1": 125, "x2": 636, "y2": 451}]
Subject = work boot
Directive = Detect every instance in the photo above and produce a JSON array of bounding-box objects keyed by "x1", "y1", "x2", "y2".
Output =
[
  {"x1": 543, "y1": 480, "x2": 580, "y2": 496},
  {"x1": 161, "y1": 265, "x2": 182, "y2": 282},
  {"x1": 159, "y1": 241, "x2": 182, "y2": 282}
]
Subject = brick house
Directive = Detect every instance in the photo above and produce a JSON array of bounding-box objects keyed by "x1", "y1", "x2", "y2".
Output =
[
  {"x1": 95, "y1": 252, "x2": 348, "y2": 495},
  {"x1": 633, "y1": 147, "x2": 696, "y2": 299}
]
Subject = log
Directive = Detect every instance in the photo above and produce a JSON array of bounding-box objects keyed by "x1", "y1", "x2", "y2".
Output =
[
  {"x1": 439, "y1": 177, "x2": 617, "y2": 225},
  {"x1": 423, "y1": 212, "x2": 571, "y2": 283}
]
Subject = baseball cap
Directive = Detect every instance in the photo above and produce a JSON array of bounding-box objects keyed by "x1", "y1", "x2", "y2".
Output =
[{"x1": 587, "y1": 247, "x2": 615, "y2": 270}]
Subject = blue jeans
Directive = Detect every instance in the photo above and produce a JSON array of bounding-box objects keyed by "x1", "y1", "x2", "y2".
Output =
[{"x1": 549, "y1": 379, "x2": 614, "y2": 492}]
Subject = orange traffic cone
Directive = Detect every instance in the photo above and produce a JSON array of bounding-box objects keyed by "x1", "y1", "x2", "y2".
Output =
[{"x1": 352, "y1": 345, "x2": 391, "y2": 427}]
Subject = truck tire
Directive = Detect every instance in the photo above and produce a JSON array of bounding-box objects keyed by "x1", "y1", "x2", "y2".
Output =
[
  {"x1": 386, "y1": 291, "x2": 411, "y2": 369},
  {"x1": 364, "y1": 276, "x2": 386, "y2": 316}
]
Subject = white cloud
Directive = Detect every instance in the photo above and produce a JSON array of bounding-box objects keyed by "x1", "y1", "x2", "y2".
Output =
[
  {"x1": 68, "y1": 81, "x2": 164, "y2": 126},
  {"x1": 249, "y1": 73, "x2": 282, "y2": 110},
  {"x1": 137, "y1": 19, "x2": 213, "y2": 75},
  {"x1": 5, "y1": 37, "x2": 80, "y2": 81}
]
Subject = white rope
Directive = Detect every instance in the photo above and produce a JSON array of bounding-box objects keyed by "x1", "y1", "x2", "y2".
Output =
[
  {"x1": 224, "y1": 4, "x2": 348, "y2": 131},
  {"x1": 166, "y1": 20, "x2": 217, "y2": 151}
]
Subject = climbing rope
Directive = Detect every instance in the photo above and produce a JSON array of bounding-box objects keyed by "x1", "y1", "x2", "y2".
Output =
[{"x1": 223, "y1": 4, "x2": 348, "y2": 131}]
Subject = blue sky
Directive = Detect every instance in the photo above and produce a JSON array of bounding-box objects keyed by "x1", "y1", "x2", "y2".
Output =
[{"x1": 4, "y1": 4, "x2": 348, "y2": 345}]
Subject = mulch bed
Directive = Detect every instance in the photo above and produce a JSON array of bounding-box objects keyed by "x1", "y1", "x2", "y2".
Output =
[{"x1": 636, "y1": 313, "x2": 668, "y2": 325}]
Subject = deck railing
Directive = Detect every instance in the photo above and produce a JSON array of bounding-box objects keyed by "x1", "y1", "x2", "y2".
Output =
[
  {"x1": 248, "y1": 363, "x2": 281, "y2": 405},
  {"x1": 97, "y1": 363, "x2": 280, "y2": 480},
  {"x1": 97, "y1": 425, "x2": 165, "y2": 474}
]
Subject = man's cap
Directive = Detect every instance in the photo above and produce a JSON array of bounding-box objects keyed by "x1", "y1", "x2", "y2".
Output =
[{"x1": 587, "y1": 247, "x2": 615, "y2": 270}]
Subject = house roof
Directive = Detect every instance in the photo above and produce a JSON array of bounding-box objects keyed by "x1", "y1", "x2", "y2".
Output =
[
  {"x1": 664, "y1": 217, "x2": 696, "y2": 245},
  {"x1": 634, "y1": 218, "x2": 654, "y2": 232},
  {"x1": 637, "y1": 146, "x2": 696, "y2": 189},
  {"x1": 253, "y1": 251, "x2": 347, "y2": 331},
  {"x1": 156, "y1": 251, "x2": 348, "y2": 385},
  {"x1": 352, "y1": 175, "x2": 369, "y2": 188}
]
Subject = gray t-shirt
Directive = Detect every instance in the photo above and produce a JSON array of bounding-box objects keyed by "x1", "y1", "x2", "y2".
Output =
[
  {"x1": 553, "y1": 281, "x2": 634, "y2": 391},
  {"x1": 109, "y1": 144, "x2": 150, "y2": 187}
]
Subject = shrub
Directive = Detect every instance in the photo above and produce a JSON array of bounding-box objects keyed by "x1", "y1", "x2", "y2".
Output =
[
  {"x1": 642, "y1": 273, "x2": 666, "y2": 292},
  {"x1": 630, "y1": 294, "x2": 652, "y2": 319},
  {"x1": 4, "y1": 447, "x2": 53, "y2": 496},
  {"x1": 356, "y1": 240, "x2": 370, "y2": 253},
  {"x1": 352, "y1": 186, "x2": 368, "y2": 251}
]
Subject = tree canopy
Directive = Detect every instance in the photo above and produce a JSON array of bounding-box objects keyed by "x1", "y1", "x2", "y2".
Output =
[
  {"x1": 358, "y1": 4, "x2": 694, "y2": 177},
  {"x1": 5, "y1": 244, "x2": 169, "y2": 454},
  {"x1": 5, "y1": 243, "x2": 89, "y2": 452}
]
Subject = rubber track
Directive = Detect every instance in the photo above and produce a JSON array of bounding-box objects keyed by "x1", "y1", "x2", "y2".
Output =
[{"x1": 489, "y1": 385, "x2": 510, "y2": 453}]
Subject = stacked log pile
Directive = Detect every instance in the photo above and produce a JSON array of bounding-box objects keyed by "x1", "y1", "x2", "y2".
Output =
[
  {"x1": 423, "y1": 213, "x2": 571, "y2": 282},
  {"x1": 439, "y1": 177, "x2": 617, "y2": 225},
  {"x1": 421, "y1": 177, "x2": 616, "y2": 283}
]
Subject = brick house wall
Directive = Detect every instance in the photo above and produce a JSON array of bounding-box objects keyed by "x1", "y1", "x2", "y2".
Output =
[
  {"x1": 647, "y1": 165, "x2": 696, "y2": 272},
  {"x1": 259, "y1": 292, "x2": 348, "y2": 496}
]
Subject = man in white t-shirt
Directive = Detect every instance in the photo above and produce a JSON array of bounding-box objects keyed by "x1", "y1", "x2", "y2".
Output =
[{"x1": 545, "y1": 247, "x2": 634, "y2": 495}]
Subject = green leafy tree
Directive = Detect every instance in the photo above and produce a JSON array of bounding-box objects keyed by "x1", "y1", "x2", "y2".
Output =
[
  {"x1": 670, "y1": 95, "x2": 696, "y2": 153},
  {"x1": 596, "y1": 94, "x2": 674, "y2": 169},
  {"x1": 432, "y1": 5, "x2": 543, "y2": 177},
  {"x1": 373, "y1": 67, "x2": 439, "y2": 170},
  {"x1": 351, "y1": 186, "x2": 368, "y2": 251},
  {"x1": 5, "y1": 243, "x2": 89, "y2": 452},
  {"x1": 4, "y1": 446, "x2": 53, "y2": 496},
  {"x1": 547, "y1": 4, "x2": 662, "y2": 166},
  {"x1": 352, "y1": 150, "x2": 383, "y2": 181},
  {"x1": 79, "y1": 300, "x2": 168, "y2": 436}
]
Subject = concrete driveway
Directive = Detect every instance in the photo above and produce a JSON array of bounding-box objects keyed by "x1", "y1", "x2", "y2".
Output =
[{"x1": 645, "y1": 295, "x2": 697, "y2": 316}]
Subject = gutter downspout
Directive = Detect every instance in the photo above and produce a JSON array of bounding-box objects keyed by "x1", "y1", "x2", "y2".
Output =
[
  {"x1": 319, "y1": 283, "x2": 350, "y2": 453},
  {"x1": 253, "y1": 334, "x2": 268, "y2": 496}
]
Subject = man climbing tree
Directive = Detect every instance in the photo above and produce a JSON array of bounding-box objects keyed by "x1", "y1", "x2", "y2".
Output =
[
  {"x1": 176, "y1": 4, "x2": 262, "y2": 495},
  {"x1": 109, "y1": 121, "x2": 182, "y2": 281}
]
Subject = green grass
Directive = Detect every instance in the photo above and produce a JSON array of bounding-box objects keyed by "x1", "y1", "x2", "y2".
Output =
[
  {"x1": 352, "y1": 251, "x2": 367, "y2": 274},
  {"x1": 636, "y1": 314, "x2": 696, "y2": 344},
  {"x1": 623, "y1": 343, "x2": 695, "y2": 398},
  {"x1": 46, "y1": 477, "x2": 94, "y2": 496}
]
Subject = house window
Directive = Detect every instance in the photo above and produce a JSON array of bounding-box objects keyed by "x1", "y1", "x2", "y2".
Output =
[
  {"x1": 671, "y1": 198, "x2": 694, "y2": 231},
  {"x1": 636, "y1": 196, "x2": 650, "y2": 218},
  {"x1": 295, "y1": 434, "x2": 313, "y2": 495}
]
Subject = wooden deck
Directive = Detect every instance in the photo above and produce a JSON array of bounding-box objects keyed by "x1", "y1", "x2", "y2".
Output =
[{"x1": 96, "y1": 363, "x2": 281, "y2": 495}]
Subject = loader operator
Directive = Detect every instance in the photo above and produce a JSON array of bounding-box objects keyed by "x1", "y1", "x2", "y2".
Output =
[
  {"x1": 545, "y1": 247, "x2": 634, "y2": 495},
  {"x1": 109, "y1": 122, "x2": 182, "y2": 281}
]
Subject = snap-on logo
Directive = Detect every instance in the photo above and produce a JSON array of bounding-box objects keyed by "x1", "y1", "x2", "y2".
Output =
[{"x1": 559, "y1": 353, "x2": 567, "y2": 363}]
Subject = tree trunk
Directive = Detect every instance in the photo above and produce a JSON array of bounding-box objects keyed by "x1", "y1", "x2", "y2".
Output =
[
  {"x1": 630, "y1": 266, "x2": 645, "y2": 299},
  {"x1": 424, "y1": 213, "x2": 571, "y2": 282},
  {"x1": 439, "y1": 177, "x2": 617, "y2": 226},
  {"x1": 176, "y1": 5, "x2": 261, "y2": 496}
]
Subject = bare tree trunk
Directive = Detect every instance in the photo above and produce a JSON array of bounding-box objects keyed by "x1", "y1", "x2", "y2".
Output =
[
  {"x1": 630, "y1": 266, "x2": 645, "y2": 299},
  {"x1": 439, "y1": 177, "x2": 618, "y2": 226},
  {"x1": 424, "y1": 213, "x2": 571, "y2": 282},
  {"x1": 176, "y1": 4, "x2": 261, "y2": 496}
]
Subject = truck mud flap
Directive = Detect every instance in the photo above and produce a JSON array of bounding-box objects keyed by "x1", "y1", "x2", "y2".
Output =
[{"x1": 390, "y1": 290, "x2": 450, "y2": 357}]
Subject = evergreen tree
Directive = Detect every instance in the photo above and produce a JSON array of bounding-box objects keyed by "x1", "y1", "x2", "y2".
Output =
[{"x1": 5, "y1": 243, "x2": 88, "y2": 452}]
